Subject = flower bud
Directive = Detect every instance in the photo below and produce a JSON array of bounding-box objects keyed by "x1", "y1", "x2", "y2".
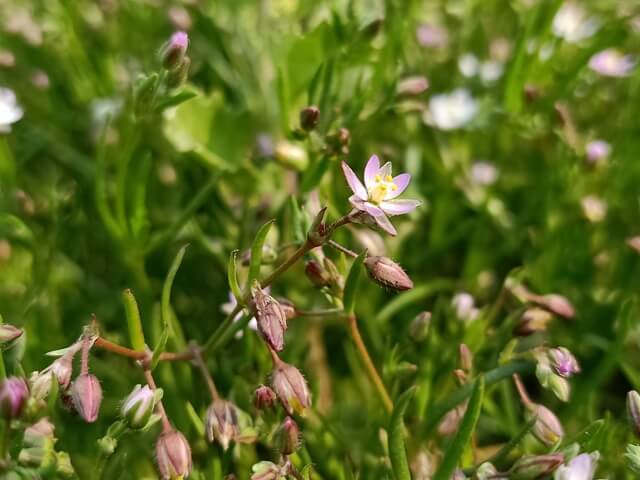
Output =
[
  {"x1": 271, "y1": 360, "x2": 311, "y2": 416},
  {"x1": 166, "y1": 56, "x2": 191, "y2": 88},
  {"x1": 0, "y1": 323, "x2": 23, "y2": 346},
  {"x1": 514, "y1": 308, "x2": 552, "y2": 336},
  {"x1": 459, "y1": 344, "x2": 473, "y2": 372},
  {"x1": 475, "y1": 462, "x2": 498, "y2": 480},
  {"x1": 71, "y1": 374, "x2": 102, "y2": 423},
  {"x1": 122, "y1": 384, "x2": 159, "y2": 429},
  {"x1": 364, "y1": 256, "x2": 413, "y2": 291},
  {"x1": 254, "y1": 384, "x2": 277, "y2": 410},
  {"x1": 409, "y1": 312, "x2": 431, "y2": 342},
  {"x1": 161, "y1": 31, "x2": 189, "y2": 70},
  {"x1": 276, "y1": 416, "x2": 300, "y2": 455},
  {"x1": 156, "y1": 430, "x2": 192, "y2": 480},
  {"x1": 510, "y1": 454, "x2": 564, "y2": 479},
  {"x1": 29, "y1": 370, "x2": 53, "y2": 402},
  {"x1": 274, "y1": 141, "x2": 309, "y2": 171},
  {"x1": 396, "y1": 76, "x2": 429, "y2": 96},
  {"x1": 251, "y1": 461, "x2": 283, "y2": 480},
  {"x1": 0, "y1": 376, "x2": 28, "y2": 419},
  {"x1": 529, "y1": 403, "x2": 564, "y2": 446},
  {"x1": 305, "y1": 260, "x2": 331, "y2": 288},
  {"x1": 326, "y1": 128, "x2": 350, "y2": 156},
  {"x1": 205, "y1": 398, "x2": 239, "y2": 450},
  {"x1": 628, "y1": 390, "x2": 640, "y2": 437},
  {"x1": 299, "y1": 106, "x2": 320, "y2": 131},
  {"x1": 548, "y1": 347, "x2": 580, "y2": 378},
  {"x1": 626, "y1": 444, "x2": 640, "y2": 474},
  {"x1": 538, "y1": 294, "x2": 575, "y2": 319},
  {"x1": 252, "y1": 287, "x2": 288, "y2": 352},
  {"x1": 51, "y1": 353, "x2": 75, "y2": 390}
]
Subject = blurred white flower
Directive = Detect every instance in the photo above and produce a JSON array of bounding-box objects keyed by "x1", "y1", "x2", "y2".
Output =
[
  {"x1": 581, "y1": 195, "x2": 607, "y2": 223},
  {"x1": 589, "y1": 49, "x2": 635, "y2": 77},
  {"x1": 470, "y1": 161, "x2": 499, "y2": 186},
  {"x1": 554, "y1": 452, "x2": 599, "y2": 480},
  {"x1": 0, "y1": 87, "x2": 23, "y2": 133},
  {"x1": 552, "y1": 3, "x2": 599, "y2": 43},
  {"x1": 426, "y1": 89, "x2": 478, "y2": 130},
  {"x1": 585, "y1": 140, "x2": 611, "y2": 164},
  {"x1": 458, "y1": 54, "x2": 480, "y2": 77},
  {"x1": 480, "y1": 60, "x2": 504, "y2": 83},
  {"x1": 452, "y1": 292, "x2": 480, "y2": 323}
]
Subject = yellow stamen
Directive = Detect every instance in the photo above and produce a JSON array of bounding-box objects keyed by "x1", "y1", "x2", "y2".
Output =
[
  {"x1": 391, "y1": 184, "x2": 398, "y2": 191},
  {"x1": 374, "y1": 174, "x2": 381, "y2": 182},
  {"x1": 385, "y1": 175, "x2": 392, "y2": 182}
]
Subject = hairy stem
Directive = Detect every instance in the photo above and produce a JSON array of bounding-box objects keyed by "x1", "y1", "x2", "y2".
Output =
[{"x1": 190, "y1": 344, "x2": 219, "y2": 401}]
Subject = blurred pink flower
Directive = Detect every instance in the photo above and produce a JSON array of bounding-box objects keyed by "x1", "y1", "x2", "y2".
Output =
[
  {"x1": 589, "y1": 49, "x2": 635, "y2": 77},
  {"x1": 416, "y1": 24, "x2": 448, "y2": 49},
  {"x1": 585, "y1": 140, "x2": 611, "y2": 164},
  {"x1": 342, "y1": 155, "x2": 421, "y2": 236}
]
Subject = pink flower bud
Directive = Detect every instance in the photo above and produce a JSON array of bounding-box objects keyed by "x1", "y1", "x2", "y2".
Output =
[
  {"x1": 548, "y1": 347, "x2": 580, "y2": 378},
  {"x1": 539, "y1": 294, "x2": 575, "y2": 319},
  {"x1": 299, "y1": 106, "x2": 320, "y2": 131},
  {"x1": 254, "y1": 384, "x2": 277, "y2": 410},
  {"x1": 364, "y1": 256, "x2": 413, "y2": 291},
  {"x1": 510, "y1": 454, "x2": 564, "y2": 479},
  {"x1": 161, "y1": 31, "x2": 189, "y2": 70},
  {"x1": 71, "y1": 374, "x2": 102, "y2": 423},
  {"x1": 122, "y1": 384, "x2": 157, "y2": 429},
  {"x1": 397, "y1": 76, "x2": 429, "y2": 96},
  {"x1": 0, "y1": 323, "x2": 22, "y2": 346},
  {"x1": 276, "y1": 416, "x2": 301, "y2": 455},
  {"x1": 514, "y1": 308, "x2": 552, "y2": 336},
  {"x1": 156, "y1": 430, "x2": 192, "y2": 480},
  {"x1": 628, "y1": 390, "x2": 640, "y2": 437},
  {"x1": 51, "y1": 353, "x2": 75, "y2": 390},
  {"x1": 205, "y1": 399, "x2": 239, "y2": 450},
  {"x1": 271, "y1": 361, "x2": 311, "y2": 416},
  {"x1": 252, "y1": 287, "x2": 288, "y2": 352},
  {"x1": 529, "y1": 403, "x2": 564, "y2": 446},
  {"x1": 0, "y1": 376, "x2": 29, "y2": 419}
]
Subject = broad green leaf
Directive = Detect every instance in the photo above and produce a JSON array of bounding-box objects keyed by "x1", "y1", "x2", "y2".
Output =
[
  {"x1": 388, "y1": 386, "x2": 416, "y2": 480},
  {"x1": 433, "y1": 376, "x2": 485, "y2": 480},
  {"x1": 247, "y1": 220, "x2": 274, "y2": 289},
  {"x1": 342, "y1": 249, "x2": 367, "y2": 315}
]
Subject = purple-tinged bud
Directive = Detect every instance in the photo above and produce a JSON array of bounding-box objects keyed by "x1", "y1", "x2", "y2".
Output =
[
  {"x1": 156, "y1": 430, "x2": 192, "y2": 480},
  {"x1": 514, "y1": 308, "x2": 552, "y2": 336},
  {"x1": 205, "y1": 399, "x2": 239, "y2": 450},
  {"x1": 509, "y1": 454, "x2": 564, "y2": 479},
  {"x1": 396, "y1": 76, "x2": 429, "y2": 96},
  {"x1": 254, "y1": 384, "x2": 277, "y2": 410},
  {"x1": 537, "y1": 294, "x2": 575, "y2": 319},
  {"x1": 161, "y1": 31, "x2": 189, "y2": 70},
  {"x1": 277, "y1": 298, "x2": 297, "y2": 320},
  {"x1": 24, "y1": 417, "x2": 55, "y2": 444},
  {"x1": 252, "y1": 287, "x2": 288, "y2": 352},
  {"x1": 305, "y1": 260, "x2": 331, "y2": 288},
  {"x1": 300, "y1": 106, "x2": 320, "y2": 131},
  {"x1": 585, "y1": 140, "x2": 611, "y2": 165},
  {"x1": 0, "y1": 323, "x2": 23, "y2": 346},
  {"x1": 547, "y1": 347, "x2": 580, "y2": 378},
  {"x1": 122, "y1": 384, "x2": 158, "y2": 429},
  {"x1": 0, "y1": 376, "x2": 28, "y2": 419},
  {"x1": 276, "y1": 416, "x2": 301, "y2": 455},
  {"x1": 271, "y1": 360, "x2": 311, "y2": 417},
  {"x1": 459, "y1": 344, "x2": 473, "y2": 372},
  {"x1": 166, "y1": 56, "x2": 191, "y2": 88},
  {"x1": 71, "y1": 374, "x2": 102, "y2": 423},
  {"x1": 364, "y1": 256, "x2": 413, "y2": 291},
  {"x1": 51, "y1": 352, "x2": 76, "y2": 390},
  {"x1": 409, "y1": 312, "x2": 431, "y2": 342},
  {"x1": 627, "y1": 390, "x2": 640, "y2": 437},
  {"x1": 529, "y1": 403, "x2": 564, "y2": 446}
]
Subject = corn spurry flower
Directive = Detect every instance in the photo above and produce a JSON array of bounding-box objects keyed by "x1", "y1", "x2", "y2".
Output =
[
  {"x1": 156, "y1": 430, "x2": 192, "y2": 480},
  {"x1": 122, "y1": 384, "x2": 160, "y2": 429},
  {"x1": 426, "y1": 89, "x2": 478, "y2": 130},
  {"x1": 341, "y1": 155, "x2": 420, "y2": 236},
  {"x1": 271, "y1": 360, "x2": 311, "y2": 417},
  {"x1": 554, "y1": 452, "x2": 599, "y2": 480},
  {"x1": 585, "y1": 140, "x2": 611, "y2": 164},
  {"x1": 589, "y1": 49, "x2": 635, "y2": 78},
  {"x1": 71, "y1": 374, "x2": 102, "y2": 423},
  {"x1": 205, "y1": 398, "x2": 240, "y2": 450},
  {"x1": 0, "y1": 87, "x2": 23, "y2": 133},
  {"x1": 0, "y1": 376, "x2": 29, "y2": 419}
]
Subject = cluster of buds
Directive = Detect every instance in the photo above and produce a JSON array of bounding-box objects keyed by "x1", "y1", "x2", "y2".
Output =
[
  {"x1": 534, "y1": 346, "x2": 580, "y2": 402},
  {"x1": 18, "y1": 417, "x2": 75, "y2": 476}
]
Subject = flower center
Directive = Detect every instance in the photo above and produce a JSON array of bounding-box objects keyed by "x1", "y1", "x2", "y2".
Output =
[{"x1": 368, "y1": 175, "x2": 398, "y2": 204}]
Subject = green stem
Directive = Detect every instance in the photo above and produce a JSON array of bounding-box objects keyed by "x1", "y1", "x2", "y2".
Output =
[{"x1": 0, "y1": 351, "x2": 6, "y2": 380}]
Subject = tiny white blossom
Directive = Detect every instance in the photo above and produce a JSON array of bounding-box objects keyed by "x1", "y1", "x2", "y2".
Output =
[
  {"x1": 0, "y1": 87, "x2": 23, "y2": 133},
  {"x1": 554, "y1": 452, "x2": 599, "y2": 480},
  {"x1": 552, "y1": 2, "x2": 599, "y2": 43},
  {"x1": 426, "y1": 89, "x2": 478, "y2": 131}
]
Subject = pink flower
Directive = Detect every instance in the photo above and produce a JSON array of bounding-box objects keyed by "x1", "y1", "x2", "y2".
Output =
[
  {"x1": 589, "y1": 49, "x2": 635, "y2": 77},
  {"x1": 341, "y1": 155, "x2": 421, "y2": 236}
]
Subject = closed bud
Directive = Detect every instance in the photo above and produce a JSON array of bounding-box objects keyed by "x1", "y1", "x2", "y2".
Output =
[
  {"x1": 529, "y1": 403, "x2": 564, "y2": 446},
  {"x1": 276, "y1": 416, "x2": 300, "y2": 455},
  {"x1": 548, "y1": 374, "x2": 570, "y2": 402},
  {"x1": 161, "y1": 31, "x2": 189, "y2": 70},
  {"x1": 205, "y1": 398, "x2": 240, "y2": 450},
  {"x1": 277, "y1": 298, "x2": 297, "y2": 320},
  {"x1": 254, "y1": 384, "x2": 277, "y2": 410},
  {"x1": 51, "y1": 351, "x2": 77, "y2": 390},
  {"x1": 628, "y1": 390, "x2": 640, "y2": 436},
  {"x1": 396, "y1": 76, "x2": 429, "y2": 96},
  {"x1": 538, "y1": 294, "x2": 575, "y2": 319},
  {"x1": 459, "y1": 344, "x2": 473, "y2": 372},
  {"x1": 156, "y1": 430, "x2": 192, "y2": 480},
  {"x1": 252, "y1": 287, "x2": 288, "y2": 352},
  {"x1": 122, "y1": 384, "x2": 159, "y2": 429},
  {"x1": 514, "y1": 308, "x2": 552, "y2": 336},
  {"x1": 625, "y1": 444, "x2": 640, "y2": 474},
  {"x1": 305, "y1": 260, "x2": 331, "y2": 288},
  {"x1": 166, "y1": 56, "x2": 191, "y2": 88},
  {"x1": 326, "y1": 128, "x2": 351, "y2": 156},
  {"x1": 535, "y1": 360, "x2": 569, "y2": 401},
  {"x1": 548, "y1": 347, "x2": 580, "y2": 378},
  {"x1": 275, "y1": 141, "x2": 309, "y2": 171},
  {"x1": 251, "y1": 461, "x2": 283, "y2": 480},
  {"x1": 299, "y1": 106, "x2": 320, "y2": 131},
  {"x1": 29, "y1": 370, "x2": 53, "y2": 401},
  {"x1": 0, "y1": 376, "x2": 29, "y2": 419},
  {"x1": 475, "y1": 462, "x2": 498, "y2": 480},
  {"x1": 409, "y1": 311, "x2": 431, "y2": 342},
  {"x1": 510, "y1": 454, "x2": 564, "y2": 479},
  {"x1": 271, "y1": 360, "x2": 311, "y2": 416},
  {"x1": 71, "y1": 374, "x2": 102, "y2": 423},
  {"x1": 364, "y1": 256, "x2": 413, "y2": 291},
  {"x1": 0, "y1": 323, "x2": 23, "y2": 346}
]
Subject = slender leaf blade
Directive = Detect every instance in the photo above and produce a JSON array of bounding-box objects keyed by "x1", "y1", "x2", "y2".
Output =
[
  {"x1": 388, "y1": 386, "x2": 416, "y2": 480},
  {"x1": 247, "y1": 220, "x2": 274, "y2": 288},
  {"x1": 342, "y1": 249, "x2": 367, "y2": 314}
]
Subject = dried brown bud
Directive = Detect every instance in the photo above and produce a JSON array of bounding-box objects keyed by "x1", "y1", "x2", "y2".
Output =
[
  {"x1": 276, "y1": 416, "x2": 301, "y2": 455},
  {"x1": 71, "y1": 374, "x2": 102, "y2": 423},
  {"x1": 156, "y1": 430, "x2": 192, "y2": 480},
  {"x1": 364, "y1": 256, "x2": 413, "y2": 291},
  {"x1": 205, "y1": 399, "x2": 240, "y2": 450},
  {"x1": 254, "y1": 384, "x2": 277, "y2": 410},
  {"x1": 271, "y1": 361, "x2": 311, "y2": 416},
  {"x1": 252, "y1": 287, "x2": 288, "y2": 351},
  {"x1": 300, "y1": 106, "x2": 320, "y2": 131}
]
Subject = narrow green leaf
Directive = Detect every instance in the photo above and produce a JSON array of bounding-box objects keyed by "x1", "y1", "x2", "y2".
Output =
[
  {"x1": 301, "y1": 155, "x2": 331, "y2": 192},
  {"x1": 151, "y1": 245, "x2": 188, "y2": 369},
  {"x1": 129, "y1": 153, "x2": 152, "y2": 240},
  {"x1": 227, "y1": 249, "x2": 243, "y2": 304},
  {"x1": 155, "y1": 89, "x2": 198, "y2": 112},
  {"x1": 123, "y1": 289, "x2": 145, "y2": 351},
  {"x1": 247, "y1": 220, "x2": 274, "y2": 289},
  {"x1": 288, "y1": 197, "x2": 305, "y2": 243},
  {"x1": 342, "y1": 249, "x2": 367, "y2": 314},
  {"x1": 433, "y1": 376, "x2": 485, "y2": 480},
  {"x1": 388, "y1": 386, "x2": 416, "y2": 480},
  {"x1": 565, "y1": 419, "x2": 605, "y2": 450}
]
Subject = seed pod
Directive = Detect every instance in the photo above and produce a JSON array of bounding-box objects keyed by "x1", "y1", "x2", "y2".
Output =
[
  {"x1": 510, "y1": 454, "x2": 564, "y2": 479},
  {"x1": 156, "y1": 429, "x2": 192, "y2": 480},
  {"x1": 121, "y1": 384, "x2": 159, "y2": 430},
  {"x1": 271, "y1": 361, "x2": 311, "y2": 416},
  {"x1": 0, "y1": 376, "x2": 29, "y2": 419},
  {"x1": 254, "y1": 384, "x2": 277, "y2": 410},
  {"x1": 628, "y1": 390, "x2": 640, "y2": 437},
  {"x1": 276, "y1": 416, "x2": 300, "y2": 455},
  {"x1": 299, "y1": 106, "x2": 320, "y2": 131},
  {"x1": 252, "y1": 287, "x2": 288, "y2": 352},
  {"x1": 160, "y1": 31, "x2": 189, "y2": 70},
  {"x1": 71, "y1": 374, "x2": 102, "y2": 423},
  {"x1": 205, "y1": 399, "x2": 240, "y2": 450},
  {"x1": 364, "y1": 256, "x2": 413, "y2": 291}
]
